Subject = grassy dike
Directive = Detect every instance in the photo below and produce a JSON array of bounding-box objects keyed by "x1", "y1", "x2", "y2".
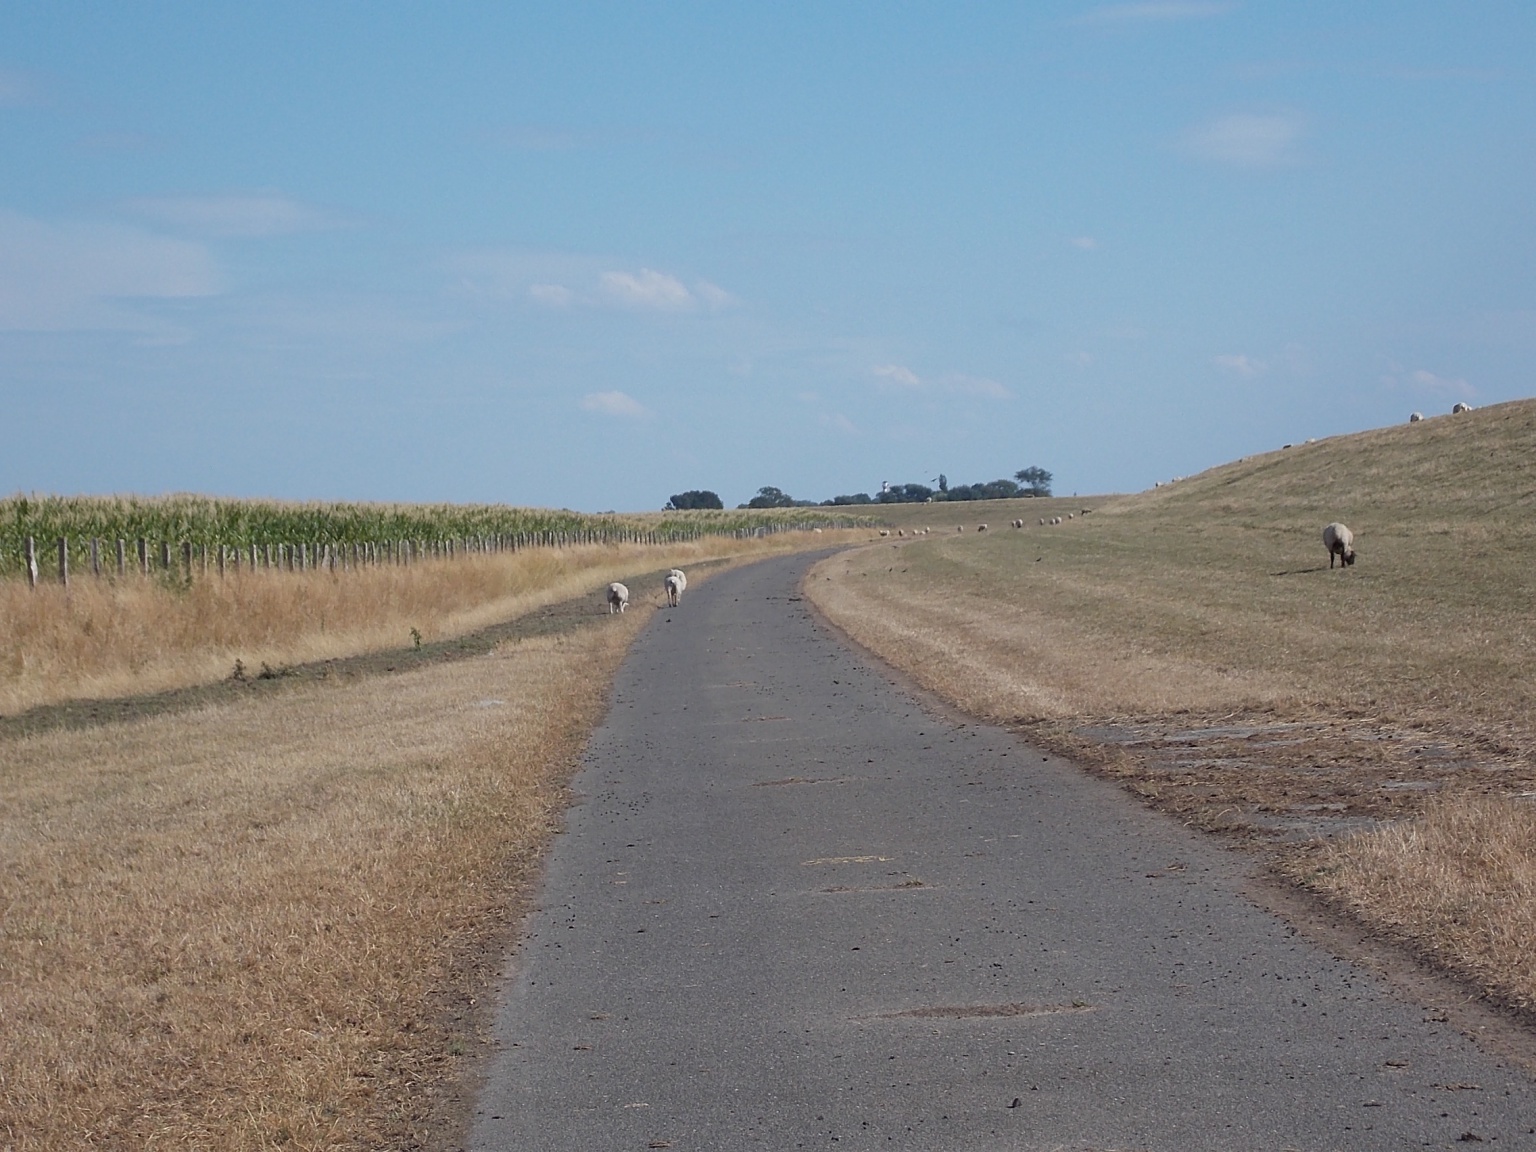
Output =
[{"x1": 807, "y1": 398, "x2": 1536, "y2": 1018}]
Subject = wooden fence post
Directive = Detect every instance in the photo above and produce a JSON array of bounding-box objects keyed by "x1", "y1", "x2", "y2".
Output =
[
  {"x1": 90, "y1": 538, "x2": 101, "y2": 578},
  {"x1": 160, "y1": 541, "x2": 171, "y2": 571},
  {"x1": 218, "y1": 546, "x2": 226, "y2": 579},
  {"x1": 183, "y1": 541, "x2": 193, "y2": 578},
  {"x1": 56, "y1": 536, "x2": 69, "y2": 587},
  {"x1": 138, "y1": 538, "x2": 149, "y2": 576},
  {"x1": 24, "y1": 536, "x2": 37, "y2": 588},
  {"x1": 117, "y1": 538, "x2": 127, "y2": 578}
]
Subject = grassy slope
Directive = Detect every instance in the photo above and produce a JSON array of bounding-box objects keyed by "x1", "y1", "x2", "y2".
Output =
[{"x1": 818, "y1": 399, "x2": 1536, "y2": 736}]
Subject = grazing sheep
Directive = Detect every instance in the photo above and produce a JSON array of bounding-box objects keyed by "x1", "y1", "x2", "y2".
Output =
[
  {"x1": 607, "y1": 582, "x2": 630, "y2": 613},
  {"x1": 1409, "y1": 412, "x2": 1423, "y2": 422},
  {"x1": 663, "y1": 573, "x2": 683, "y2": 607},
  {"x1": 977, "y1": 524, "x2": 988, "y2": 532},
  {"x1": 879, "y1": 529, "x2": 890, "y2": 537},
  {"x1": 1039, "y1": 518, "x2": 1046, "y2": 525},
  {"x1": 957, "y1": 526, "x2": 964, "y2": 533},
  {"x1": 1322, "y1": 523, "x2": 1356, "y2": 569},
  {"x1": 1453, "y1": 402, "x2": 1473, "y2": 414},
  {"x1": 1066, "y1": 513, "x2": 1074, "y2": 520}
]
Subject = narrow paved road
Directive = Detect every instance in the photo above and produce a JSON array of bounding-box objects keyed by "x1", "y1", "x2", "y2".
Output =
[{"x1": 470, "y1": 552, "x2": 1536, "y2": 1151}]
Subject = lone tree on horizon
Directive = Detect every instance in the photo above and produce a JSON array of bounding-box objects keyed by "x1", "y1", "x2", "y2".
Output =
[
  {"x1": 666, "y1": 490, "x2": 724, "y2": 510},
  {"x1": 1014, "y1": 466, "x2": 1052, "y2": 497}
]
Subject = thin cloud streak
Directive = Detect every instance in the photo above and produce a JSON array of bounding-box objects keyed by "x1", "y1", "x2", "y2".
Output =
[
  {"x1": 581, "y1": 390, "x2": 649, "y2": 418},
  {"x1": 1183, "y1": 112, "x2": 1306, "y2": 168},
  {"x1": 872, "y1": 363, "x2": 1010, "y2": 399},
  {"x1": 124, "y1": 194, "x2": 349, "y2": 238},
  {"x1": 1214, "y1": 353, "x2": 1266, "y2": 376},
  {"x1": 0, "y1": 208, "x2": 218, "y2": 332}
]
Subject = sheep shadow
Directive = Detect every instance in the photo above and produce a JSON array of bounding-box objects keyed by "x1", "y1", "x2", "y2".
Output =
[{"x1": 1269, "y1": 564, "x2": 1335, "y2": 576}]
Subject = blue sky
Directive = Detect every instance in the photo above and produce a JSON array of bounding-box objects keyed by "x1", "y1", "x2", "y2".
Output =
[{"x1": 2, "y1": 2, "x2": 1533, "y2": 509}]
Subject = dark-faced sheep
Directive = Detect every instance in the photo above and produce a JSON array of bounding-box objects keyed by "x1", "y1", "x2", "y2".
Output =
[{"x1": 1322, "y1": 523, "x2": 1356, "y2": 569}]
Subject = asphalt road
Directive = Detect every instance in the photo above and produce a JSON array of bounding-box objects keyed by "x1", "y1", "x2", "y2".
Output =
[{"x1": 469, "y1": 551, "x2": 1536, "y2": 1151}]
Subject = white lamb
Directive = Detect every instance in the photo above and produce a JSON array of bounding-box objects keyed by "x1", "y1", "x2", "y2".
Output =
[
  {"x1": 607, "y1": 582, "x2": 630, "y2": 613},
  {"x1": 663, "y1": 573, "x2": 683, "y2": 607}
]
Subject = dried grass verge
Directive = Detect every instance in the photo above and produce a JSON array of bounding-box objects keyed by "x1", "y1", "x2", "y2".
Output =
[
  {"x1": 1, "y1": 531, "x2": 864, "y2": 716},
  {"x1": 1292, "y1": 794, "x2": 1536, "y2": 1018},
  {"x1": 1, "y1": 609, "x2": 646, "y2": 1150}
]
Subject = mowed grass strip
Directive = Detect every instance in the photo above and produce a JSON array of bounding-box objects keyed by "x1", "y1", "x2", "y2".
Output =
[{"x1": 807, "y1": 398, "x2": 1536, "y2": 1013}]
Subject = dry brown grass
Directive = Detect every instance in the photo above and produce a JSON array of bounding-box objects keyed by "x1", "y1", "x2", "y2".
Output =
[
  {"x1": 1, "y1": 531, "x2": 866, "y2": 716},
  {"x1": 806, "y1": 397, "x2": 1536, "y2": 1012},
  {"x1": 1297, "y1": 793, "x2": 1536, "y2": 1014},
  {"x1": 1, "y1": 590, "x2": 649, "y2": 1150}
]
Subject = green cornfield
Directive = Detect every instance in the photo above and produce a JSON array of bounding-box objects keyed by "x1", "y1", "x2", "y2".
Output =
[{"x1": 0, "y1": 493, "x2": 872, "y2": 581}]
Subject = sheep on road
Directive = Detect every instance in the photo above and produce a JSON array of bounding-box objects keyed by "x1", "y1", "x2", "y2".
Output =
[{"x1": 607, "y1": 582, "x2": 630, "y2": 613}]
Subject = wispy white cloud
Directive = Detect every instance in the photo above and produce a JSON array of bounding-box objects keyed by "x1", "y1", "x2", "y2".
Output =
[
  {"x1": 947, "y1": 373, "x2": 1011, "y2": 399},
  {"x1": 581, "y1": 390, "x2": 649, "y2": 418},
  {"x1": 693, "y1": 280, "x2": 737, "y2": 310},
  {"x1": 1183, "y1": 112, "x2": 1306, "y2": 168},
  {"x1": 1065, "y1": 351, "x2": 1096, "y2": 368},
  {"x1": 872, "y1": 363, "x2": 923, "y2": 389},
  {"x1": 1214, "y1": 353, "x2": 1266, "y2": 376},
  {"x1": 0, "y1": 208, "x2": 218, "y2": 332},
  {"x1": 123, "y1": 193, "x2": 348, "y2": 238},
  {"x1": 1075, "y1": 2, "x2": 1235, "y2": 26},
  {"x1": 1068, "y1": 236, "x2": 1099, "y2": 250},
  {"x1": 599, "y1": 268, "x2": 695, "y2": 311},
  {"x1": 453, "y1": 251, "x2": 736, "y2": 315},
  {"x1": 820, "y1": 412, "x2": 859, "y2": 435},
  {"x1": 871, "y1": 363, "x2": 1010, "y2": 399}
]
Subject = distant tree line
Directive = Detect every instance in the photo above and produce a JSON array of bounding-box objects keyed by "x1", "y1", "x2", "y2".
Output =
[{"x1": 666, "y1": 467, "x2": 1050, "y2": 511}]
